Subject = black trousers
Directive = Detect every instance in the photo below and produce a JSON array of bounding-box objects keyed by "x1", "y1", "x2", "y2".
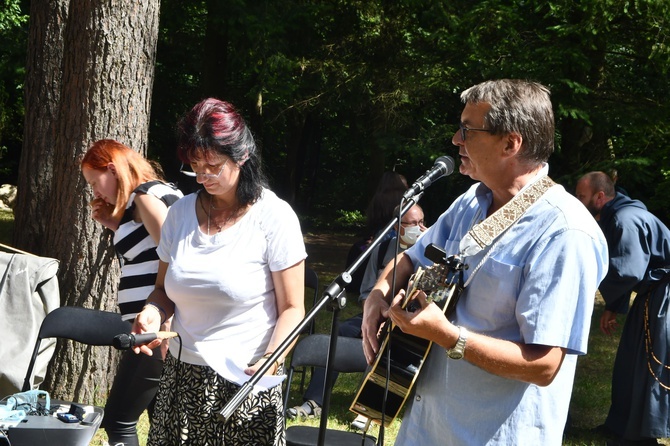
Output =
[{"x1": 102, "y1": 348, "x2": 163, "y2": 446}]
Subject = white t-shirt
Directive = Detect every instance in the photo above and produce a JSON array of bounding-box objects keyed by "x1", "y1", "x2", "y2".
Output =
[{"x1": 157, "y1": 188, "x2": 307, "y2": 367}]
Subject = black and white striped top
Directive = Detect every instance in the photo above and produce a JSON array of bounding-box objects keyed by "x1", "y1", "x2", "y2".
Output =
[{"x1": 114, "y1": 180, "x2": 183, "y2": 320}]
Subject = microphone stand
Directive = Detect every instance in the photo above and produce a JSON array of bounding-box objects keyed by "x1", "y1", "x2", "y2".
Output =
[{"x1": 219, "y1": 194, "x2": 423, "y2": 446}]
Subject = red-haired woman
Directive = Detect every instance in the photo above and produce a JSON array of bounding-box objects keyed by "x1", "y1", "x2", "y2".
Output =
[{"x1": 81, "y1": 139, "x2": 183, "y2": 446}]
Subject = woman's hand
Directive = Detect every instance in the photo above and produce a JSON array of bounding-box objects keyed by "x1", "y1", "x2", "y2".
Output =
[
  {"x1": 89, "y1": 198, "x2": 118, "y2": 230},
  {"x1": 132, "y1": 263, "x2": 175, "y2": 356},
  {"x1": 131, "y1": 304, "x2": 163, "y2": 355},
  {"x1": 244, "y1": 354, "x2": 281, "y2": 376}
]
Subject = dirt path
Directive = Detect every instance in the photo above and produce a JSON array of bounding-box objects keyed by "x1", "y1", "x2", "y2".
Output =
[
  {"x1": 301, "y1": 231, "x2": 367, "y2": 326},
  {"x1": 303, "y1": 232, "x2": 359, "y2": 282}
]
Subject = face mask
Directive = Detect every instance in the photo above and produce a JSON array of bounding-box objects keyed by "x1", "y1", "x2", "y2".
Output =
[{"x1": 401, "y1": 225, "x2": 422, "y2": 246}]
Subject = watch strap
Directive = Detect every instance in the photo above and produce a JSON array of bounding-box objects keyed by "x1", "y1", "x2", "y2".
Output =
[{"x1": 447, "y1": 326, "x2": 468, "y2": 359}]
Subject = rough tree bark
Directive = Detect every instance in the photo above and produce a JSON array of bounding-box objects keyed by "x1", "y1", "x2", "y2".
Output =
[
  {"x1": 14, "y1": 0, "x2": 68, "y2": 256},
  {"x1": 15, "y1": 0, "x2": 161, "y2": 403}
]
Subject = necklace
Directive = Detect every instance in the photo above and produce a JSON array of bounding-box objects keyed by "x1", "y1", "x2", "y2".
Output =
[
  {"x1": 199, "y1": 193, "x2": 237, "y2": 235},
  {"x1": 209, "y1": 199, "x2": 229, "y2": 210},
  {"x1": 208, "y1": 198, "x2": 222, "y2": 234}
]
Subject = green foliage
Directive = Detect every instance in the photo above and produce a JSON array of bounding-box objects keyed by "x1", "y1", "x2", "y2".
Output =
[
  {"x1": 5, "y1": 0, "x2": 670, "y2": 223},
  {"x1": 0, "y1": 0, "x2": 27, "y2": 31},
  {"x1": 334, "y1": 209, "x2": 365, "y2": 229},
  {"x1": 0, "y1": 0, "x2": 27, "y2": 184}
]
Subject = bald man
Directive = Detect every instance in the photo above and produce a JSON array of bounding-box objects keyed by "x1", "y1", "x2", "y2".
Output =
[{"x1": 576, "y1": 171, "x2": 670, "y2": 445}]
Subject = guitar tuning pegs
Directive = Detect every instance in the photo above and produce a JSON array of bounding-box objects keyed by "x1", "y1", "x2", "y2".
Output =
[{"x1": 446, "y1": 255, "x2": 467, "y2": 271}]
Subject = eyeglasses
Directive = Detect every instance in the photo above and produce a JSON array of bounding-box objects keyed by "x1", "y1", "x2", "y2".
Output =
[
  {"x1": 401, "y1": 220, "x2": 424, "y2": 227},
  {"x1": 180, "y1": 159, "x2": 228, "y2": 181},
  {"x1": 458, "y1": 122, "x2": 493, "y2": 141}
]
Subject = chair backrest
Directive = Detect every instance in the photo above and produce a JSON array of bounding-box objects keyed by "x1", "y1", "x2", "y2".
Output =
[
  {"x1": 303, "y1": 267, "x2": 319, "y2": 335},
  {"x1": 305, "y1": 267, "x2": 319, "y2": 295},
  {"x1": 285, "y1": 334, "x2": 375, "y2": 445},
  {"x1": 21, "y1": 306, "x2": 131, "y2": 392},
  {"x1": 289, "y1": 334, "x2": 368, "y2": 373}
]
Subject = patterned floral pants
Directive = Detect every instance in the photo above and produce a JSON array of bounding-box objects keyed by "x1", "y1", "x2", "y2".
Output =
[{"x1": 147, "y1": 352, "x2": 285, "y2": 446}]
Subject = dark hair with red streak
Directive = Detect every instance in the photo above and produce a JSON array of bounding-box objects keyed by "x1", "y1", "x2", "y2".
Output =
[{"x1": 176, "y1": 98, "x2": 267, "y2": 205}]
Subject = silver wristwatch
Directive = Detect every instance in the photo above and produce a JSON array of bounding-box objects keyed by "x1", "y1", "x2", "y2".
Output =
[{"x1": 446, "y1": 326, "x2": 468, "y2": 360}]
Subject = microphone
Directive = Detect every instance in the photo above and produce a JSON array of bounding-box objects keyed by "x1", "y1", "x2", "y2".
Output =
[
  {"x1": 403, "y1": 155, "x2": 455, "y2": 199},
  {"x1": 112, "y1": 332, "x2": 179, "y2": 350}
]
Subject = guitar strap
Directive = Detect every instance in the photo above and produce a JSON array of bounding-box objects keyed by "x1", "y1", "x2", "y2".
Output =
[{"x1": 459, "y1": 175, "x2": 556, "y2": 265}]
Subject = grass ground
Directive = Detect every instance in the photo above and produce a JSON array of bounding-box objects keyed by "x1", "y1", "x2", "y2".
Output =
[{"x1": 3, "y1": 217, "x2": 664, "y2": 445}]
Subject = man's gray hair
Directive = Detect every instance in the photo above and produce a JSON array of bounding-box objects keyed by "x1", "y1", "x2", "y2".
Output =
[{"x1": 461, "y1": 79, "x2": 554, "y2": 164}]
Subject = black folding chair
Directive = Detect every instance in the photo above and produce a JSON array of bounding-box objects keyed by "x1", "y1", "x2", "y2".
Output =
[
  {"x1": 290, "y1": 267, "x2": 321, "y2": 394},
  {"x1": 22, "y1": 306, "x2": 131, "y2": 392},
  {"x1": 6, "y1": 306, "x2": 131, "y2": 446},
  {"x1": 284, "y1": 334, "x2": 376, "y2": 446},
  {"x1": 303, "y1": 267, "x2": 320, "y2": 336}
]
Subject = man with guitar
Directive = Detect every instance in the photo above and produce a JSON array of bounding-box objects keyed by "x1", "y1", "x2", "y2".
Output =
[{"x1": 361, "y1": 79, "x2": 609, "y2": 445}]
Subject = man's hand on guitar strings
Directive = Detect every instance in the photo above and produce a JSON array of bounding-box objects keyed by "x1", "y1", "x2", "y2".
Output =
[
  {"x1": 361, "y1": 291, "x2": 392, "y2": 364},
  {"x1": 388, "y1": 289, "x2": 451, "y2": 345}
]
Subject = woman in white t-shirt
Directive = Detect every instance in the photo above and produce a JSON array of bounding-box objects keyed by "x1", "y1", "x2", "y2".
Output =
[{"x1": 132, "y1": 98, "x2": 306, "y2": 445}]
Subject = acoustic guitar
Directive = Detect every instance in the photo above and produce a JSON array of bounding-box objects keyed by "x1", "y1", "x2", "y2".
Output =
[{"x1": 349, "y1": 247, "x2": 464, "y2": 425}]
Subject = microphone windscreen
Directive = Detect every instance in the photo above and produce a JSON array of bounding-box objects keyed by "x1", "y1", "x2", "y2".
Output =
[
  {"x1": 436, "y1": 155, "x2": 455, "y2": 176},
  {"x1": 112, "y1": 333, "x2": 133, "y2": 350}
]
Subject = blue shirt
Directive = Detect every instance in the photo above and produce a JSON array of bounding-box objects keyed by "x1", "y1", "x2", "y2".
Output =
[{"x1": 395, "y1": 175, "x2": 608, "y2": 446}]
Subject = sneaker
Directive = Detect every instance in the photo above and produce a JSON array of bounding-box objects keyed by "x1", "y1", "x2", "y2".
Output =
[{"x1": 350, "y1": 415, "x2": 369, "y2": 432}]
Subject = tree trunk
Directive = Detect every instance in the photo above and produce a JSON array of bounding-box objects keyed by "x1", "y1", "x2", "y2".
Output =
[
  {"x1": 16, "y1": 0, "x2": 161, "y2": 404},
  {"x1": 14, "y1": 0, "x2": 68, "y2": 256}
]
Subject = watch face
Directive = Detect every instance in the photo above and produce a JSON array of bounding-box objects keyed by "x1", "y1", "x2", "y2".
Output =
[{"x1": 448, "y1": 350, "x2": 464, "y2": 360}]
